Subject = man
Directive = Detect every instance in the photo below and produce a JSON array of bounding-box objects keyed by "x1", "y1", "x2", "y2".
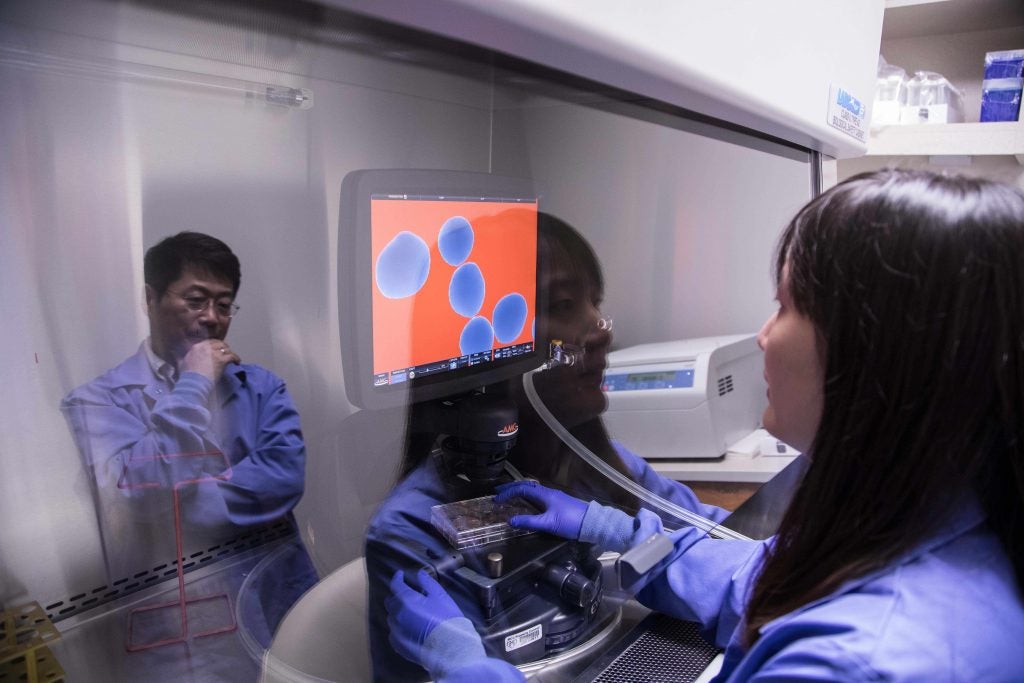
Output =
[{"x1": 62, "y1": 231, "x2": 316, "y2": 646}]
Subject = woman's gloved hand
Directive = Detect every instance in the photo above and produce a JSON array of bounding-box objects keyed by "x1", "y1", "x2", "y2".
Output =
[
  {"x1": 386, "y1": 569, "x2": 524, "y2": 682},
  {"x1": 494, "y1": 480, "x2": 589, "y2": 540},
  {"x1": 385, "y1": 569, "x2": 471, "y2": 667}
]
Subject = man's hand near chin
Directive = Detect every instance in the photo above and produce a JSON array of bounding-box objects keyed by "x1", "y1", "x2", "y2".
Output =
[{"x1": 180, "y1": 339, "x2": 241, "y2": 382}]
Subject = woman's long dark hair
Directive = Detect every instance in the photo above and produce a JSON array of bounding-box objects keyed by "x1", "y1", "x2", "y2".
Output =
[{"x1": 743, "y1": 169, "x2": 1024, "y2": 644}]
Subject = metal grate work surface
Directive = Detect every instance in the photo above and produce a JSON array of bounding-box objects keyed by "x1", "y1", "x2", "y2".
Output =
[{"x1": 585, "y1": 614, "x2": 721, "y2": 683}]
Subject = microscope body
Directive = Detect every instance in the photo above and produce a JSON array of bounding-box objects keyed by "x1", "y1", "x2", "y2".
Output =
[{"x1": 413, "y1": 391, "x2": 611, "y2": 663}]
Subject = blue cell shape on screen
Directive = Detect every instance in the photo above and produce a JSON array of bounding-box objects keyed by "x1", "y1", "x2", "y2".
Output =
[
  {"x1": 492, "y1": 293, "x2": 528, "y2": 344},
  {"x1": 438, "y1": 216, "x2": 474, "y2": 266},
  {"x1": 375, "y1": 231, "x2": 430, "y2": 299},
  {"x1": 449, "y1": 262, "x2": 485, "y2": 318},
  {"x1": 460, "y1": 316, "x2": 494, "y2": 356}
]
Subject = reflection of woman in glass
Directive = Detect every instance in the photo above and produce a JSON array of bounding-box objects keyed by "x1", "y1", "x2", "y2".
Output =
[
  {"x1": 388, "y1": 169, "x2": 1024, "y2": 682},
  {"x1": 364, "y1": 212, "x2": 725, "y2": 681}
]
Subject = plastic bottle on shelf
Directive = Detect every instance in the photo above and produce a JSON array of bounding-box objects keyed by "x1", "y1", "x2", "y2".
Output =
[
  {"x1": 902, "y1": 71, "x2": 964, "y2": 125},
  {"x1": 871, "y1": 55, "x2": 907, "y2": 129}
]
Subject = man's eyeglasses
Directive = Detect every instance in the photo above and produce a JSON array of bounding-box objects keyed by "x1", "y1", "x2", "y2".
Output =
[{"x1": 169, "y1": 291, "x2": 240, "y2": 318}]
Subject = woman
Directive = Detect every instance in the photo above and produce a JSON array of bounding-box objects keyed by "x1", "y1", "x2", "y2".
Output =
[{"x1": 385, "y1": 169, "x2": 1024, "y2": 681}]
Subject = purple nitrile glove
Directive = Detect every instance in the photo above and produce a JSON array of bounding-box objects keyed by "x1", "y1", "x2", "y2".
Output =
[
  {"x1": 494, "y1": 480, "x2": 589, "y2": 540},
  {"x1": 385, "y1": 569, "x2": 465, "y2": 664}
]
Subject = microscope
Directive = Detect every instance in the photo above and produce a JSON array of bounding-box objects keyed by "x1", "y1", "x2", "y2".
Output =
[{"x1": 408, "y1": 391, "x2": 608, "y2": 665}]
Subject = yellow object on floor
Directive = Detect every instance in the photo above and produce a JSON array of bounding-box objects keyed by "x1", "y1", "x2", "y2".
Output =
[{"x1": 0, "y1": 602, "x2": 65, "y2": 682}]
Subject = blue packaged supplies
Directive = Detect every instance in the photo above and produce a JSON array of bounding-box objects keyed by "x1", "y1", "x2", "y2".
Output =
[
  {"x1": 984, "y1": 49, "x2": 1024, "y2": 79},
  {"x1": 981, "y1": 78, "x2": 1023, "y2": 122},
  {"x1": 981, "y1": 50, "x2": 1024, "y2": 122}
]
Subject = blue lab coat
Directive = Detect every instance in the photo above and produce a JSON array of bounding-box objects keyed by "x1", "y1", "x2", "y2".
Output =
[{"x1": 61, "y1": 341, "x2": 318, "y2": 647}]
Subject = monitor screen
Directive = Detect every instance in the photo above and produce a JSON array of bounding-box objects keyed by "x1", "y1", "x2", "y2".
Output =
[{"x1": 340, "y1": 169, "x2": 543, "y2": 409}]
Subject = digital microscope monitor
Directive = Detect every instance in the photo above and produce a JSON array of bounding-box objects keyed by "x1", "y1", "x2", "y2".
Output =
[{"x1": 339, "y1": 168, "x2": 544, "y2": 411}]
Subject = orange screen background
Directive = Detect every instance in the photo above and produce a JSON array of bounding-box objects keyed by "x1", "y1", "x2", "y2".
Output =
[{"x1": 371, "y1": 199, "x2": 538, "y2": 374}]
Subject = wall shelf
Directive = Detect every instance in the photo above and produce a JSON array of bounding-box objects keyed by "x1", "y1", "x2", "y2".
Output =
[
  {"x1": 867, "y1": 121, "x2": 1024, "y2": 163},
  {"x1": 839, "y1": 0, "x2": 1024, "y2": 175}
]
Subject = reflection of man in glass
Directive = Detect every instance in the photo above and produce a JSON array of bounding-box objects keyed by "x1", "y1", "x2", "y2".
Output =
[{"x1": 61, "y1": 231, "x2": 316, "y2": 646}]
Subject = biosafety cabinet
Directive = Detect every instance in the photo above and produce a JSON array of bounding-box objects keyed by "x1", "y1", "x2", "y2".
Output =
[{"x1": 0, "y1": 1, "x2": 883, "y2": 681}]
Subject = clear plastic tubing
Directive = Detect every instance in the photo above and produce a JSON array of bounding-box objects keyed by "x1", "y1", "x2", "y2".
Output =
[{"x1": 523, "y1": 368, "x2": 751, "y2": 542}]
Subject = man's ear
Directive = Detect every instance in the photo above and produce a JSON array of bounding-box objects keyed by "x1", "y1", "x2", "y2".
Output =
[{"x1": 144, "y1": 284, "x2": 157, "y2": 312}]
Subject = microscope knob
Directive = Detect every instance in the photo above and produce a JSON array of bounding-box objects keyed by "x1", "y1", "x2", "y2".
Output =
[
  {"x1": 542, "y1": 562, "x2": 598, "y2": 609},
  {"x1": 561, "y1": 571, "x2": 598, "y2": 609}
]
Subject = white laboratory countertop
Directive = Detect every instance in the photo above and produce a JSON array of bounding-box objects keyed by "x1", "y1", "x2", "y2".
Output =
[
  {"x1": 648, "y1": 453, "x2": 798, "y2": 484},
  {"x1": 646, "y1": 430, "x2": 800, "y2": 483}
]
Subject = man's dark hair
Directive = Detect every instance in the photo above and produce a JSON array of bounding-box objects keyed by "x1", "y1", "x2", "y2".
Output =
[{"x1": 144, "y1": 231, "x2": 241, "y2": 296}]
